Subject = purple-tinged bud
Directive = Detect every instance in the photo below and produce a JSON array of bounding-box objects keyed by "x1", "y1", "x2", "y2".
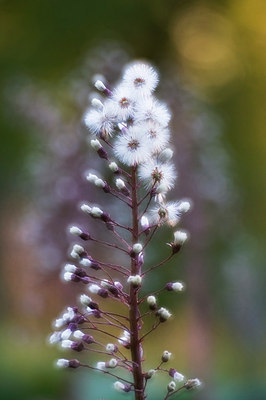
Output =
[
  {"x1": 114, "y1": 281, "x2": 123, "y2": 291},
  {"x1": 140, "y1": 215, "x2": 149, "y2": 231},
  {"x1": 170, "y1": 231, "x2": 188, "y2": 254},
  {"x1": 108, "y1": 285, "x2": 119, "y2": 297},
  {"x1": 97, "y1": 146, "x2": 108, "y2": 160},
  {"x1": 73, "y1": 315, "x2": 86, "y2": 324},
  {"x1": 98, "y1": 288, "x2": 108, "y2": 298},
  {"x1": 100, "y1": 212, "x2": 111, "y2": 223},
  {"x1": 147, "y1": 295, "x2": 157, "y2": 310},
  {"x1": 114, "y1": 381, "x2": 131, "y2": 392},
  {"x1": 63, "y1": 272, "x2": 81, "y2": 283},
  {"x1": 82, "y1": 334, "x2": 95, "y2": 344},
  {"x1": 166, "y1": 281, "x2": 185, "y2": 292},
  {"x1": 169, "y1": 368, "x2": 185, "y2": 382},
  {"x1": 71, "y1": 341, "x2": 84, "y2": 352},
  {"x1": 68, "y1": 359, "x2": 81, "y2": 368},
  {"x1": 90, "y1": 260, "x2": 101, "y2": 270}
]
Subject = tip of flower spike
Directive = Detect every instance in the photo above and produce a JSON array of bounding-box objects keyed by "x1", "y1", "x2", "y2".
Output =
[{"x1": 122, "y1": 62, "x2": 159, "y2": 94}]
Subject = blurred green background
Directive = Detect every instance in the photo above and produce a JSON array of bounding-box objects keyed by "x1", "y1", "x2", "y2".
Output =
[{"x1": 0, "y1": 1, "x2": 266, "y2": 399}]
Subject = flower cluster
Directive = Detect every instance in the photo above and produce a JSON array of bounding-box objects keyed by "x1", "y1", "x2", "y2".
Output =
[{"x1": 49, "y1": 62, "x2": 201, "y2": 400}]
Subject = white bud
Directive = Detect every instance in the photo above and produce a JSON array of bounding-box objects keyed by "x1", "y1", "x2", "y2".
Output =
[
  {"x1": 61, "y1": 339, "x2": 73, "y2": 349},
  {"x1": 91, "y1": 206, "x2": 103, "y2": 217},
  {"x1": 147, "y1": 369, "x2": 156, "y2": 378},
  {"x1": 94, "y1": 80, "x2": 106, "y2": 91},
  {"x1": 63, "y1": 271, "x2": 73, "y2": 282},
  {"x1": 70, "y1": 244, "x2": 84, "y2": 259},
  {"x1": 53, "y1": 318, "x2": 64, "y2": 329},
  {"x1": 173, "y1": 371, "x2": 185, "y2": 382},
  {"x1": 49, "y1": 331, "x2": 61, "y2": 344},
  {"x1": 162, "y1": 350, "x2": 172, "y2": 362},
  {"x1": 80, "y1": 294, "x2": 92, "y2": 306},
  {"x1": 147, "y1": 295, "x2": 157, "y2": 307},
  {"x1": 168, "y1": 381, "x2": 176, "y2": 392},
  {"x1": 114, "y1": 381, "x2": 126, "y2": 392},
  {"x1": 64, "y1": 264, "x2": 77, "y2": 273},
  {"x1": 172, "y1": 282, "x2": 184, "y2": 292},
  {"x1": 127, "y1": 275, "x2": 142, "y2": 286},
  {"x1": 109, "y1": 161, "x2": 119, "y2": 172},
  {"x1": 132, "y1": 243, "x2": 143, "y2": 254},
  {"x1": 97, "y1": 361, "x2": 106, "y2": 370},
  {"x1": 106, "y1": 343, "x2": 116, "y2": 352},
  {"x1": 91, "y1": 98, "x2": 104, "y2": 110},
  {"x1": 61, "y1": 328, "x2": 72, "y2": 340},
  {"x1": 101, "y1": 279, "x2": 110, "y2": 289},
  {"x1": 81, "y1": 203, "x2": 92, "y2": 214},
  {"x1": 177, "y1": 201, "x2": 191, "y2": 213},
  {"x1": 89, "y1": 284, "x2": 100, "y2": 294},
  {"x1": 56, "y1": 359, "x2": 69, "y2": 368},
  {"x1": 140, "y1": 215, "x2": 149, "y2": 230},
  {"x1": 90, "y1": 138, "x2": 102, "y2": 150},
  {"x1": 94, "y1": 178, "x2": 105, "y2": 188},
  {"x1": 157, "y1": 307, "x2": 172, "y2": 321},
  {"x1": 69, "y1": 226, "x2": 82, "y2": 236},
  {"x1": 108, "y1": 358, "x2": 118, "y2": 368},
  {"x1": 79, "y1": 258, "x2": 92, "y2": 267},
  {"x1": 115, "y1": 178, "x2": 126, "y2": 190},
  {"x1": 173, "y1": 230, "x2": 188, "y2": 246},
  {"x1": 159, "y1": 148, "x2": 174, "y2": 162},
  {"x1": 86, "y1": 172, "x2": 98, "y2": 183},
  {"x1": 73, "y1": 330, "x2": 84, "y2": 340}
]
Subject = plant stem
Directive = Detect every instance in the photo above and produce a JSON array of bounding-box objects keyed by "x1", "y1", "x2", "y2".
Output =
[{"x1": 129, "y1": 165, "x2": 145, "y2": 400}]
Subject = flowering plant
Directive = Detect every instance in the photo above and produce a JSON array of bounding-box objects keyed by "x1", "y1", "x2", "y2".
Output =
[{"x1": 49, "y1": 62, "x2": 201, "y2": 400}]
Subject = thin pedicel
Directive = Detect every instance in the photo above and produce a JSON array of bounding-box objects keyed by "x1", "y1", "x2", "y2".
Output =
[{"x1": 49, "y1": 62, "x2": 202, "y2": 399}]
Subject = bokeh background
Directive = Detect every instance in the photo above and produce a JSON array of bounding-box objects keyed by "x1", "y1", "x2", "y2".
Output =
[{"x1": 0, "y1": 1, "x2": 266, "y2": 399}]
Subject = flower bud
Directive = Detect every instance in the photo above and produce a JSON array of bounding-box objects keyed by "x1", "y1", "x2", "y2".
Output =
[
  {"x1": 185, "y1": 378, "x2": 202, "y2": 390},
  {"x1": 169, "y1": 368, "x2": 185, "y2": 382},
  {"x1": 132, "y1": 243, "x2": 143, "y2": 254},
  {"x1": 94, "y1": 80, "x2": 106, "y2": 92},
  {"x1": 159, "y1": 148, "x2": 174, "y2": 162},
  {"x1": 106, "y1": 343, "x2": 118, "y2": 353},
  {"x1": 109, "y1": 161, "x2": 119, "y2": 172},
  {"x1": 147, "y1": 295, "x2": 157, "y2": 310},
  {"x1": 145, "y1": 369, "x2": 156, "y2": 379},
  {"x1": 166, "y1": 281, "x2": 185, "y2": 292},
  {"x1": 156, "y1": 307, "x2": 172, "y2": 322},
  {"x1": 167, "y1": 381, "x2": 176, "y2": 392},
  {"x1": 127, "y1": 275, "x2": 142, "y2": 287},
  {"x1": 91, "y1": 98, "x2": 104, "y2": 110},
  {"x1": 113, "y1": 381, "x2": 131, "y2": 392},
  {"x1": 162, "y1": 350, "x2": 172, "y2": 362},
  {"x1": 107, "y1": 358, "x2": 118, "y2": 368}
]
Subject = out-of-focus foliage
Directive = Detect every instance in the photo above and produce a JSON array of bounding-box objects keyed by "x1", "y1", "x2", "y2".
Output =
[{"x1": 0, "y1": 1, "x2": 265, "y2": 400}]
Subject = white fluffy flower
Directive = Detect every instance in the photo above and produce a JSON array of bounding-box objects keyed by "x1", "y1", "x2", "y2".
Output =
[
  {"x1": 139, "y1": 160, "x2": 176, "y2": 190},
  {"x1": 149, "y1": 201, "x2": 182, "y2": 226},
  {"x1": 122, "y1": 62, "x2": 159, "y2": 95},
  {"x1": 114, "y1": 127, "x2": 151, "y2": 166},
  {"x1": 135, "y1": 97, "x2": 171, "y2": 127},
  {"x1": 133, "y1": 121, "x2": 170, "y2": 153},
  {"x1": 111, "y1": 85, "x2": 136, "y2": 121},
  {"x1": 84, "y1": 101, "x2": 116, "y2": 137}
]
